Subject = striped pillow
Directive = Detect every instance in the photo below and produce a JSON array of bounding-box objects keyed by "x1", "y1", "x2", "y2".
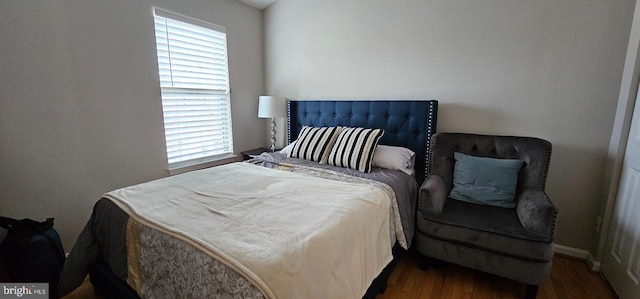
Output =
[
  {"x1": 289, "y1": 126, "x2": 343, "y2": 163},
  {"x1": 327, "y1": 127, "x2": 384, "y2": 173}
]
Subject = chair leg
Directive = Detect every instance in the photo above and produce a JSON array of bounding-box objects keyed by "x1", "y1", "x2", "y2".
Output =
[
  {"x1": 379, "y1": 283, "x2": 387, "y2": 294},
  {"x1": 525, "y1": 284, "x2": 538, "y2": 299}
]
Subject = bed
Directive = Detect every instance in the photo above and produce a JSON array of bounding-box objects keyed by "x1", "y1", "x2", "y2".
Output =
[{"x1": 58, "y1": 99, "x2": 439, "y2": 299}]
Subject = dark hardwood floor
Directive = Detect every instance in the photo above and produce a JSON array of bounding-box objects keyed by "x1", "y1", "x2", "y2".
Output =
[
  {"x1": 63, "y1": 249, "x2": 618, "y2": 299},
  {"x1": 378, "y1": 249, "x2": 618, "y2": 299}
]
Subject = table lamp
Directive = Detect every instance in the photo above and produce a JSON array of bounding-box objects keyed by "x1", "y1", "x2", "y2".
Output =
[{"x1": 258, "y1": 96, "x2": 285, "y2": 152}]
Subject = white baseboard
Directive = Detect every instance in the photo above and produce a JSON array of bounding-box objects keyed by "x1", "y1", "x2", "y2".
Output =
[{"x1": 554, "y1": 244, "x2": 601, "y2": 272}]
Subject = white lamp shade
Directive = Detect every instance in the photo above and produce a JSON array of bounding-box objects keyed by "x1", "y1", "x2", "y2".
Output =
[{"x1": 258, "y1": 96, "x2": 286, "y2": 118}]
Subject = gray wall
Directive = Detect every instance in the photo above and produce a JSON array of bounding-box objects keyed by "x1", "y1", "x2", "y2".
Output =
[
  {"x1": 264, "y1": 0, "x2": 635, "y2": 252},
  {"x1": 0, "y1": 0, "x2": 265, "y2": 250}
]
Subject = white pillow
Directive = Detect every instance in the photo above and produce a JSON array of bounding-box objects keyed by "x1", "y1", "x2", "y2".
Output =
[
  {"x1": 279, "y1": 141, "x2": 296, "y2": 155},
  {"x1": 372, "y1": 145, "x2": 415, "y2": 176}
]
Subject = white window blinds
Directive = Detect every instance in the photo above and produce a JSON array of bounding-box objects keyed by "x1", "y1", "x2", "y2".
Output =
[{"x1": 153, "y1": 8, "x2": 233, "y2": 169}]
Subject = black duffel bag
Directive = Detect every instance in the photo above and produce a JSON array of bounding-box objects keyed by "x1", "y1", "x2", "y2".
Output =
[{"x1": 0, "y1": 217, "x2": 65, "y2": 297}]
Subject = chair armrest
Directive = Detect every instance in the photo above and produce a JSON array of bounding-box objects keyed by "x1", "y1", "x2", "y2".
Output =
[
  {"x1": 516, "y1": 188, "x2": 558, "y2": 239},
  {"x1": 418, "y1": 175, "x2": 447, "y2": 215}
]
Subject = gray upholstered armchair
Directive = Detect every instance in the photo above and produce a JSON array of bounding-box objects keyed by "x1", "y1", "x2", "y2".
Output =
[{"x1": 415, "y1": 133, "x2": 557, "y2": 298}]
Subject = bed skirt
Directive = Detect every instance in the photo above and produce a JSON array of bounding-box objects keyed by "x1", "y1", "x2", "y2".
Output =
[{"x1": 88, "y1": 243, "x2": 404, "y2": 299}]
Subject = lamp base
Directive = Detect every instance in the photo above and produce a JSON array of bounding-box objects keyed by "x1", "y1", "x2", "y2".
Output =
[{"x1": 270, "y1": 118, "x2": 277, "y2": 152}]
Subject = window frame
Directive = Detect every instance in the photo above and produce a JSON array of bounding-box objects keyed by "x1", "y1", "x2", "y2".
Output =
[{"x1": 152, "y1": 7, "x2": 236, "y2": 174}]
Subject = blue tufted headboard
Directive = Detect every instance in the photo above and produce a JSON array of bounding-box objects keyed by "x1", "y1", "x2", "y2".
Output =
[{"x1": 287, "y1": 100, "x2": 438, "y2": 182}]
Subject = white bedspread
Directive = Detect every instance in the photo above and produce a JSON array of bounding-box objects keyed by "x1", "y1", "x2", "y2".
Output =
[{"x1": 104, "y1": 162, "x2": 394, "y2": 299}]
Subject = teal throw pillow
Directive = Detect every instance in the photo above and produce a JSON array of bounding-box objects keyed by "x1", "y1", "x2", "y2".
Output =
[{"x1": 449, "y1": 152, "x2": 524, "y2": 208}]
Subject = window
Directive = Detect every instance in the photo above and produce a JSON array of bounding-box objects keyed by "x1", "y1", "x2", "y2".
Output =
[{"x1": 153, "y1": 8, "x2": 233, "y2": 170}]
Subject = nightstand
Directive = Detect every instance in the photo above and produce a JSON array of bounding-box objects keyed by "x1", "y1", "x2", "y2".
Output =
[{"x1": 241, "y1": 148, "x2": 269, "y2": 160}]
